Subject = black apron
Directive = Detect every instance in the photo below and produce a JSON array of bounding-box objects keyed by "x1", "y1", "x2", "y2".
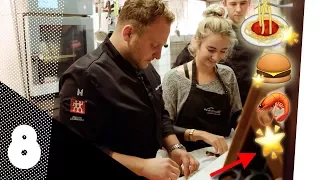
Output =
[{"x1": 175, "y1": 61, "x2": 232, "y2": 151}]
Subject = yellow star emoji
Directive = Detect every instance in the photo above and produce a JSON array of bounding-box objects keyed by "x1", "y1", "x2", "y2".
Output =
[
  {"x1": 252, "y1": 73, "x2": 264, "y2": 88},
  {"x1": 281, "y1": 26, "x2": 299, "y2": 45},
  {"x1": 255, "y1": 126, "x2": 285, "y2": 159}
]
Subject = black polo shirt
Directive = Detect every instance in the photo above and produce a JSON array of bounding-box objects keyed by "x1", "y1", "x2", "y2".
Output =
[
  {"x1": 222, "y1": 25, "x2": 264, "y2": 105},
  {"x1": 58, "y1": 37, "x2": 174, "y2": 159},
  {"x1": 171, "y1": 43, "x2": 193, "y2": 68}
]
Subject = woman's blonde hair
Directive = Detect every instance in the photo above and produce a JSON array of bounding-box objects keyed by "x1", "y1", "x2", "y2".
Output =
[
  {"x1": 117, "y1": 0, "x2": 175, "y2": 35},
  {"x1": 188, "y1": 4, "x2": 238, "y2": 60}
]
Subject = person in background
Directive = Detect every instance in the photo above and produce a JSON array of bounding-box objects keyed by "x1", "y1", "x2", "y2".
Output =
[
  {"x1": 107, "y1": 31, "x2": 113, "y2": 38},
  {"x1": 222, "y1": 0, "x2": 263, "y2": 105},
  {"x1": 171, "y1": 5, "x2": 217, "y2": 69},
  {"x1": 59, "y1": 0, "x2": 199, "y2": 179},
  {"x1": 162, "y1": 5, "x2": 242, "y2": 153},
  {"x1": 172, "y1": 0, "x2": 264, "y2": 106}
]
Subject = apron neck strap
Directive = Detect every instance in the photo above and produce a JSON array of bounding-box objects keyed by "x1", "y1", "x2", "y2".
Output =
[
  {"x1": 191, "y1": 60, "x2": 229, "y2": 96},
  {"x1": 191, "y1": 60, "x2": 197, "y2": 86}
]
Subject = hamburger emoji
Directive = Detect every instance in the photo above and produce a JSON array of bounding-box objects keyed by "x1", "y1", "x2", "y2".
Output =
[{"x1": 256, "y1": 53, "x2": 291, "y2": 83}]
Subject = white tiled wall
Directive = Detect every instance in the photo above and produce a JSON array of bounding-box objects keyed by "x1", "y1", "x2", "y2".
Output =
[
  {"x1": 168, "y1": 0, "x2": 207, "y2": 36},
  {"x1": 152, "y1": 0, "x2": 208, "y2": 81},
  {"x1": 152, "y1": 45, "x2": 171, "y2": 81}
]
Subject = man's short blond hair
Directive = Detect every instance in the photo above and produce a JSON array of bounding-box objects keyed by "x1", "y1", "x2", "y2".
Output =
[{"x1": 117, "y1": 0, "x2": 175, "y2": 35}]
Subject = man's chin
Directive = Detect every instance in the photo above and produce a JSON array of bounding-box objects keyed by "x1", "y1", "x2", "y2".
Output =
[
  {"x1": 236, "y1": 18, "x2": 245, "y2": 24},
  {"x1": 138, "y1": 63, "x2": 149, "y2": 69},
  {"x1": 230, "y1": 16, "x2": 242, "y2": 23}
]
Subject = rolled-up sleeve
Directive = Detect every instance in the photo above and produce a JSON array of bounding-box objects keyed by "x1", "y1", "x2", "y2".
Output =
[{"x1": 161, "y1": 108, "x2": 175, "y2": 137}]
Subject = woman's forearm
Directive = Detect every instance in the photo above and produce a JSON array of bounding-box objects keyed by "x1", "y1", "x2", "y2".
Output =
[
  {"x1": 173, "y1": 125, "x2": 207, "y2": 142},
  {"x1": 186, "y1": 129, "x2": 205, "y2": 142}
]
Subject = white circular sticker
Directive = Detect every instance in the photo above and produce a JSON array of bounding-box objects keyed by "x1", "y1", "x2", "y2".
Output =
[{"x1": 8, "y1": 125, "x2": 41, "y2": 169}]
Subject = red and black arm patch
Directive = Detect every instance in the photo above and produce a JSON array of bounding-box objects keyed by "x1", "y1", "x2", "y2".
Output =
[
  {"x1": 58, "y1": 74, "x2": 107, "y2": 146},
  {"x1": 70, "y1": 99, "x2": 86, "y2": 115},
  {"x1": 59, "y1": 76, "x2": 88, "y2": 122}
]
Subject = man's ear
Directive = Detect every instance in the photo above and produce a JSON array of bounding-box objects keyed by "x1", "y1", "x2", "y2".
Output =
[
  {"x1": 122, "y1": 25, "x2": 134, "y2": 42},
  {"x1": 222, "y1": 0, "x2": 226, "y2": 6}
]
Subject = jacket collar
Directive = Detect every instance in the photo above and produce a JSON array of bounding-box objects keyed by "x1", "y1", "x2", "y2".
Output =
[{"x1": 102, "y1": 37, "x2": 142, "y2": 76}]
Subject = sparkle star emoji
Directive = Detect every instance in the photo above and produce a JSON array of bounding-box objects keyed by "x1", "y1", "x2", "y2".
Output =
[
  {"x1": 255, "y1": 125, "x2": 285, "y2": 159},
  {"x1": 281, "y1": 26, "x2": 299, "y2": 45},
  {"x1": 252, "y1": 73, "x2": 264, "y2": 88}
]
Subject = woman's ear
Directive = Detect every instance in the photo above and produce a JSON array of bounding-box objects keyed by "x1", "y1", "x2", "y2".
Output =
[
  {"x1": 193, "y1": 36, "x2": 202, "y2": 48},
  {"x1": 191, "y1": 36, "x2": 199, "y2": 45}
]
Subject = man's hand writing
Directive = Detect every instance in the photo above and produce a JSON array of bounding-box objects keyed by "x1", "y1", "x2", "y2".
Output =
[
  {"x1": 169, "y1": 149, "x2": 199, "y2": 178},
  {"x1": 140, "y1": 158, "x2": 180, "y2": 180}
]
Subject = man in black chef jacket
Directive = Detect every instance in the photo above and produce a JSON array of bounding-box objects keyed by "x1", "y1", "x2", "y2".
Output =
[
  {"x1": 172, "y1": 0, "x2": 264, "y2": 106},
  {"x1": 58, "y1": 0, "x2": 199, "y2": 179}
]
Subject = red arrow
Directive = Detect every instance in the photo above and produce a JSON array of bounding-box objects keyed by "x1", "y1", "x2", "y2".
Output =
[{"x1": 209, "y1": 153, "x2": 256, "y2": 177}]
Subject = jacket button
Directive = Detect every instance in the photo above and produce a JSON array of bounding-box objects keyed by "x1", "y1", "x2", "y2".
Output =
[{"x1": 148, "y1": 93, "x2": 154, "y2": 100}]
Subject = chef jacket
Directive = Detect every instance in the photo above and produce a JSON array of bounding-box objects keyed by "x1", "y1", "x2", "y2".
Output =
[{"x1": 58, "y1": 37, "x2": 174, "y2": 159}]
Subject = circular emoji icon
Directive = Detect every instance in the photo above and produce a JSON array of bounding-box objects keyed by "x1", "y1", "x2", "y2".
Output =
[
  {"x1": 257, "y1": 92, "x2": 290, "y2": 123},
  {"x1": 240, "y1": 14, "x2": 289, "y2": 47},
  {"x1": 256, "y1": 53, "x2": 291, "y2": 84}
]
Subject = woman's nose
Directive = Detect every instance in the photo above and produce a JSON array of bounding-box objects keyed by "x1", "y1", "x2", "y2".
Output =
[
  {"x1": 212, "y1": 53, "x2": 225, "y2": 62},
  {"x1": 211, "y1": 53, "x2": 220, "y2": 61}
]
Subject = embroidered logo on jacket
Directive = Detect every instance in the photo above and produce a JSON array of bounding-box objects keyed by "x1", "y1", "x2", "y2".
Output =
[
  {"x1": 77, "y1": 88, "x2": 83, "y2": 96},
  {"x1": 70, "y1": 116, "x2": 84, "y2": 121},
  {"x1": 70, "y1": 99, "x2": 86, "y2": 114},
  {"x1": 204, "y1": 107, "x2": 221, "y2": 115}
]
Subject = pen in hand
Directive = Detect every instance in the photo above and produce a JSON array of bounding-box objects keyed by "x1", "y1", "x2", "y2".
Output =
[{"x1": 206, "y1": 151, "x2": 220, "y2": 157}]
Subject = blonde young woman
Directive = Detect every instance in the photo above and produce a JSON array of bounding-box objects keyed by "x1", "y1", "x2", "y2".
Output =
[{"x1": 162, "y1": 5, "x2": 242, "y2": 154}]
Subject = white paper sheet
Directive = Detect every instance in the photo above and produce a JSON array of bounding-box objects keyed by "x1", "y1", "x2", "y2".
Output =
[{"x1": 155, "y1": 136, "x2": 233, "y2": 180}]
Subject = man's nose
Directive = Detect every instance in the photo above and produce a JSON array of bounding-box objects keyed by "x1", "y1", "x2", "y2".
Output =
[
  {"x1": 235, "y1": 4, "x2": 241, "y2": 12},
  {"x1": 152, "y1": 48, "x2": 162, "y2": 60}
]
